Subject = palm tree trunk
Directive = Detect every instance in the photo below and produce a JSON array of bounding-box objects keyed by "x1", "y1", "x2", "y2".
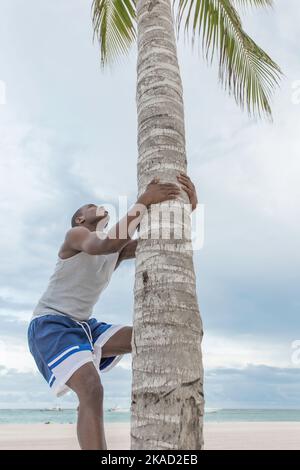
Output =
[{"x1": 131, "y1": 0, "x2": 204, "y2": 450}]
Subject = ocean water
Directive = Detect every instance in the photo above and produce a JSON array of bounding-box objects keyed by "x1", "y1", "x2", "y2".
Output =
[{"x1": 1, "y1": 409, "x2": 300, "y2": 424}]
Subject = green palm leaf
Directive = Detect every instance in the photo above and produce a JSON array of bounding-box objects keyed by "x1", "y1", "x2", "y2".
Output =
[
  {"x1": 92, "y1": 0, "x2": 136, "y2": 67},
  {"x1": 174, "y1": 0, "x2": 282, "y2": 118},
  {"x1": 92, "y1": 0, "x2": 281, "y2": 117}
]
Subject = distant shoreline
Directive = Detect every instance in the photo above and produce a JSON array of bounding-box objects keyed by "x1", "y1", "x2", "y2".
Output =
[
  {"x1": 1, "y1": 408, "x2": 300, "y2": 425},
  {"x1": 1, "y1": 422, "x2": 300, "y2": 450}
]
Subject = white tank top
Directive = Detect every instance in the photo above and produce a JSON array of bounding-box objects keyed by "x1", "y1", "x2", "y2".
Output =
[{"x1": 32, "y1": 251, "x2": 119, "y2": 321}]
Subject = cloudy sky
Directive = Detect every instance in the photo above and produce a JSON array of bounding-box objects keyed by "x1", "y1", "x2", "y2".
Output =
[{"x1": 0, "y1": 0, "x2": 299, "y2": 409}]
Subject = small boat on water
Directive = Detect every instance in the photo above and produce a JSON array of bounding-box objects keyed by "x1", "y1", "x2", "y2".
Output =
[{"x1": 107, "y1": 405, "x2": 129, "y2": 413}]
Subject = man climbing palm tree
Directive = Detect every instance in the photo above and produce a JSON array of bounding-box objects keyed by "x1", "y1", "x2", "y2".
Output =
[{"x1": 27, "y1": 175, "x2": 197, "y2": 449}]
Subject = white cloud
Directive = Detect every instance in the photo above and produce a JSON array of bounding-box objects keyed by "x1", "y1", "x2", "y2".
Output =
[
  {"x1": 202, "y1": 333, "x2": 294, "y2": 370},
  {"x1": 0, "y1": 341, "x2": 35, "y2": 373}
]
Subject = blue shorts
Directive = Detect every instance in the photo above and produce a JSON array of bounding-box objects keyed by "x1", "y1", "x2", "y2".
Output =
[{"x1": 28, "y1": 314, "x2": 126, "y2": 397}]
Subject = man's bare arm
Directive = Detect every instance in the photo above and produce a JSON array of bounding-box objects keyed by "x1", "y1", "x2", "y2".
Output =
[
  {"x1": 114, "y1": 240, "x2": 137, "y2": 269},
  {"x1": 64, "y1": 179, "x2": 180, "y2": 256},
  {"x1": 120, "y1": 239, "x2": 138, "y2": 259}
]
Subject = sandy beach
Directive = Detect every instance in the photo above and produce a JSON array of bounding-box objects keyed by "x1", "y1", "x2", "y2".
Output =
[{"x1": 0, "y1": 422, "x2": 300, "y2": 450}]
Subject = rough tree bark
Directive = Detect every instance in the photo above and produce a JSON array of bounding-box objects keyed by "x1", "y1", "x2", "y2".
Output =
[{"x1": 130, "y1": 0, "x2": 204, "y2": 450}]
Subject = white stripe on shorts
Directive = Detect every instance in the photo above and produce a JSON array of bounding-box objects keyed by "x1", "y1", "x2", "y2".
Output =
[{"x1": 48, "y1": 345, "x2": 79, "y2": 367}]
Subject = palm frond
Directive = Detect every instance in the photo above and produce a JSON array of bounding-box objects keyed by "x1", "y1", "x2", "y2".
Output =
[
  {"x1": 92, "y1": 0, "x2": 136, "y2": 67},
  {"x1": 174, "y1": 0, "x2": 282, "y2": 118}
]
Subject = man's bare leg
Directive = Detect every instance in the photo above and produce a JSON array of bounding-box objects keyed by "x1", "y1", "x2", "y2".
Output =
[
  {"x1": 101, "y1": 326, "x2": 132, "y2": 357},
  {"x1": 65, "y1": 327, "x2": 133, "y2": 449},
  {"x1": 66, "y1": 362, "x2": 106, "y2": 450}
]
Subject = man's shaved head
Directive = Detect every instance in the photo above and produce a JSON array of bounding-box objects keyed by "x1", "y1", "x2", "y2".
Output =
[
  {"x1": 71, "y1": 204, "x2": 109, "y2": 230},
  {"x1": 71, "y1": 207, "x2": 84, "y2": 227}
]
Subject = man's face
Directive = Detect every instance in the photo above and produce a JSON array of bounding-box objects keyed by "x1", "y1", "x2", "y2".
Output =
[{"x1": 81, "y1": 203, "x2": 109, "y2": 228}]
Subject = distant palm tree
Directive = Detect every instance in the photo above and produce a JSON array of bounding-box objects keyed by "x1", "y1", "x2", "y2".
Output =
[{"x1": 92, "y1": 0, "x2": 281, "y2": 449}]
